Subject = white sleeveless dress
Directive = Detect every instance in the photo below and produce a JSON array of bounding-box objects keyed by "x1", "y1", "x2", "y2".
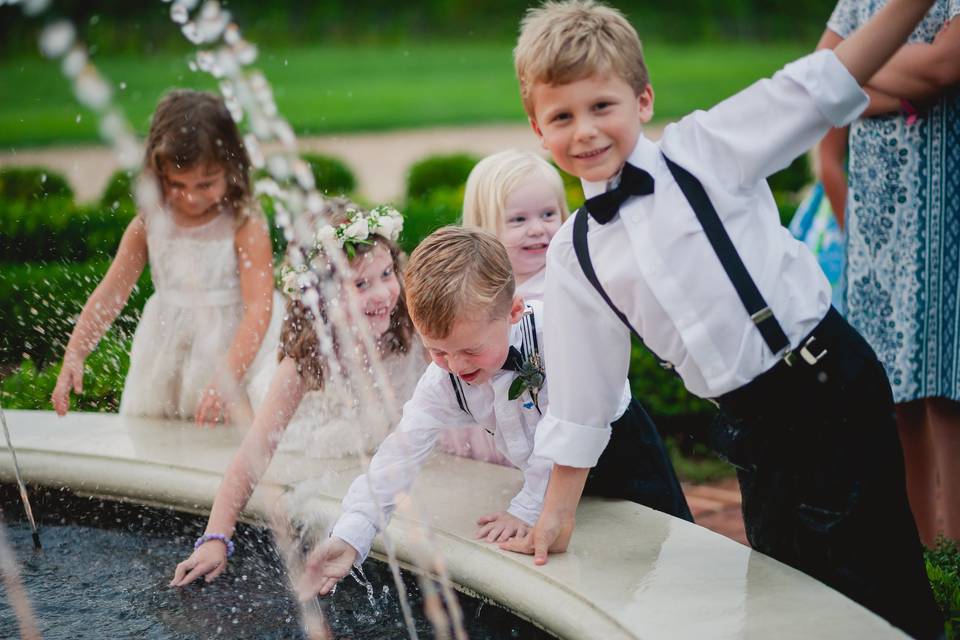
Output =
[
  {"x1": 274, "y1": 337, "x2": 428, "y2": 458},
  {"x1": 119, "y1": 208, "x2": 282, "y2": 419}
]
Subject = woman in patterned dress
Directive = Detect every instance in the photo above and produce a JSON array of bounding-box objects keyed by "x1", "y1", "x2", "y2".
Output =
[{"x1": 820, "y1": 0, "x2": 960, "y2": 545}]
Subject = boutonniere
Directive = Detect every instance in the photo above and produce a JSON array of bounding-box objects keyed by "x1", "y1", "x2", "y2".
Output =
[{"x1": 508, "y1": 352, "x2": 545, "y2": 410}]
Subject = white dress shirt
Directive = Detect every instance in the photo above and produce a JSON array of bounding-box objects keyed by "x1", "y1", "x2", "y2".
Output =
[
  {"x1": 536, "y1": 50, "x2": 869, "y2": 468},
  {"x1": 332, "y1": 300, "x2": 631, "y2": 560}
]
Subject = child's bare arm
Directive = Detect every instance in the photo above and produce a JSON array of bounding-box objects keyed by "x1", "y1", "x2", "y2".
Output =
[
  {"x1": 52, "y1": 216, "x2": 148, "y2": 415},
  {"x1": 832, "y1": 0, "x2": 939, "y2": 86},
  {"x1": 228, "y1": 215, "x2": 275, "y2": 379},
  {"x1": 817, "y1": 126, "x2": 849, "y2": 229},
  {"x1": 867, "y1": 18, "x2": 960, "y2": 101},
  {"x1": 171, "y1": 358, "x2": 305, "y2": 586}
]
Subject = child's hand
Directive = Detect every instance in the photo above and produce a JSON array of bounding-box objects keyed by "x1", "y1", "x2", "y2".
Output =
[
  {"x1": 296, "y1": 537, "x2": 358, "y2": 600},
  {"x1": 169, "y1": 539, "x2": 229, "y2": 587},
  {"x1": 475, "y1": 511, "x2": 530, "y2": 543},
  {"x1": 499, "y1": 509, "x2": 576, "y2": 565},
  {"x1": 51, "y1": 355, "x2": 84, "y2": 416},
  {"x1": 195, "y1": 383, "x2": 227, "y2": 426}
]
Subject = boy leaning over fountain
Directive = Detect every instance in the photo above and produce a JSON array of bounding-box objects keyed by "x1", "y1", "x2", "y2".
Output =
[
  {"x1": 297, "y1": 226, "x2": 691, "y2": 598},
  {"x1": 499, "y1": 1, "x2": 943, "y2": 637}
]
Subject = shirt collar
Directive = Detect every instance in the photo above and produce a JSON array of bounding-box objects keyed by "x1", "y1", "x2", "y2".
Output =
[{"x1": 580, "y1": 133, "x2": 659, "y2": 199}]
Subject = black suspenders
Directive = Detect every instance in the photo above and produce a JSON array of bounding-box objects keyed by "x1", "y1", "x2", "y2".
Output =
[{"x1": 572, "y1": 153, "x2": 790, "y2": 363}]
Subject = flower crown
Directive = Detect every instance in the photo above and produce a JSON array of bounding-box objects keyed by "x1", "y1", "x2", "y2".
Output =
[{"x1": 281, "y1": 205, "x2": 404, "y2": 299}]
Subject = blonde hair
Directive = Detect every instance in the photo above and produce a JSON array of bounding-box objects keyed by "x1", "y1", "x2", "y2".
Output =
[
  {"x1": 462, "y1": 150, "x2": 570, "y2": 235},
  {"x1": 405, "y1": 227, "x2": 515, "y2": 339},
  {"x1": 514, "y1": 0, "x2": 649, "y2": 117}
]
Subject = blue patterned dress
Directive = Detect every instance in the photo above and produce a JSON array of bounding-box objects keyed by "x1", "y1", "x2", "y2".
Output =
[{"x1": 828, "y1": 0, "x2": 960, "y2": 403}]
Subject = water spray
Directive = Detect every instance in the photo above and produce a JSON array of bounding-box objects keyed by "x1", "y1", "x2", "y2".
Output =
[{"x1": 0, "y1": 403, "x2": 41, "y2": 550}]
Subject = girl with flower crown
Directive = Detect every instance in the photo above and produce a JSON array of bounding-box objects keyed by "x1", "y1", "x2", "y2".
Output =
[
  {"x1": 51, "y1": 89, "x2": 283, "y2": 425},
  {"x1": 170, "y1": 198, "x2": 426, "y2": 586}
]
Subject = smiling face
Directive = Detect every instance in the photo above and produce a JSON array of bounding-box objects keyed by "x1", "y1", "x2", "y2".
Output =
[
  {"x1": 162, "y1": 162, "x2": 228, "y2": 220},
  {"x1": 499, "y1": 177, "x2": 563, "y2": 284},
  {"x1": 529, "y1": 72, "x2": 653, "y2": 184},
  {"x1": 419, "y1": 295, "x2": 525, "y2": 385},
  {"x1": 349, "y1": 241, "x2": 401, "y2": 338}
]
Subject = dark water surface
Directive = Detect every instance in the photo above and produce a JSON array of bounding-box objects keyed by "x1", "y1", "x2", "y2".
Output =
[{"x1": 0, "y1": 486, "x2": 554, "y2": 639}]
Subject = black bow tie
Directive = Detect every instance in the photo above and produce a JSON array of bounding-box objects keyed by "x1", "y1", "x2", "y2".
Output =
[
  {"x1": 583, "y1": 162, "x2": 655, "y2": 224},
  {"x1": 501, "y1": 346, "x2": 524, "y2": 372}
]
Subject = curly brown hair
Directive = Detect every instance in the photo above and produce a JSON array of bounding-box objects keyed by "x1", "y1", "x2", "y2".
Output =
[
  {"x1": 144, "y1": 89, "x2": 252, "y2": 217},
  {"x1": 279, "y1": 198, "x2": 414, "y2": 390}
]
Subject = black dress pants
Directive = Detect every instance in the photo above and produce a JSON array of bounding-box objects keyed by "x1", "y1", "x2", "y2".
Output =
[
  {"x1": 584, "y1": 398, "x2": 693, "y2": 522},
  {"x1": 714, "y1": 308, "x2": 942, "y2": 640}
]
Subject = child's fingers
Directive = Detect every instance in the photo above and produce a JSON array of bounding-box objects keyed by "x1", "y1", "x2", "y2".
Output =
[
  {"x1": 73, "y1": 370, "x2": 82, "y2": 394},
  {"x1": 496, "y1": 526, "x2": 516, "y2": 543},
  {"x1": 170, "y1": 559, "x2": 195, "y2": 586},
  {"x1": 485, "y1": 524, "x2": 504, "y2": 542},
  {"x1": 476, "y1": 513, "x2": 498, "y2": 526},
  {"x1": 205, "y1": 560, "x2": 227, "y2": 582},
  {"x1": 533, "y1": 530, "x2": 551, "y2": 566},
  {"x1": 498, "y1": 532, "x2": 533, "y2": 555}
]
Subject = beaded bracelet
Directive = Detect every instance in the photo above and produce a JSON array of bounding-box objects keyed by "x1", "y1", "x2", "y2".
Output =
[{"x1": 195, "y1": 533, "x2": 235, "y2": 557}]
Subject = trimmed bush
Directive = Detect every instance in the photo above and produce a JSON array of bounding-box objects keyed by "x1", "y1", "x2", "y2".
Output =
[
  {"x1": 0, "y1": 197, "x2": 134, "y2": 264},
  {"x1": 0, "y1": 167, "x2": 73, "y2": 202},
  {"x1": 100, "y1": 169, "x2": 137, "y2": 211},
  {"x1": 398, "y1": 186, "x2": 463, "y2": 254},
  {"x1": 406, "y1": 153, "x2": 478, "y2": 200},
  {"x1": 302, "y1": 153, "x2": 357, "y2": 196},
  {"x1": 926, "y1": 536, "x2": 960, "y2": 639},
  {"x1": 768, "y1": 153, "x2": 812, "y2": 196},
  {"x1": 1, "y1": 334, "x2": 131, "y2": 412},
  {"x1": 0, "y1": 259, "x2": 152, "y2": 366}
]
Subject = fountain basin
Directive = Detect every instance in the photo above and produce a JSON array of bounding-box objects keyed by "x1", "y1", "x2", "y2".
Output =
[{"x1": 0, "y1": 410, "x2": 909, "y2": 640}]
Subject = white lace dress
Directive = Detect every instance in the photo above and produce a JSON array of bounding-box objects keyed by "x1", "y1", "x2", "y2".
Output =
[
  {"x1": 119, "y1": 208, "x2": 282, "y2": 418},
  {"x1": 275, "y1": 338, "x2": 428, "y2": 458}
]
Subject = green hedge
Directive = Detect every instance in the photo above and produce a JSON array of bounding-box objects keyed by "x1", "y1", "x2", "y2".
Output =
[
  {"x1": 1, "y1": 334, "x2": 131, "y2": 412},
  {"x1": 0, "y1": 197, "x2": 134, "y2": 264},
  {"x1": 0, "y1": 167, "x2": 73, "y2": 203},
  {"x1": 406, "y1": 153, "x2": 478, "y2": 200},
  {"x1": 0, "y1": 259, "x2": 151, "y2": 366},
  {"x1": 926, "y1": 536, "x2": 960, "y2": 639},
  {"x1": 302, "y1": 153, "x2": 357, "y2": 196},
  {"x1": 100, "y1": 169, "x2": 137, "y2": 211},
  {"x1": 398, "y1": 186, "x2": 464, "y2": 254}
]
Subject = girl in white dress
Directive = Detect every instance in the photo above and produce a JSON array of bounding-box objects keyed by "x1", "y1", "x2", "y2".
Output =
[
  {"x1": 170, "y1": 201, "x2": 426, "y2": 585},
  {"x1": 438, "y1": 149, "x2": 569, "y2": 464},
  {"x1": 51, "y1": 90, "x2": 281, "y2": 425}
]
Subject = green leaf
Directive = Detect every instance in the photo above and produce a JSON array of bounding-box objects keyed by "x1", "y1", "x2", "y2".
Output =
[{"x1": 508, "y1": 376, "x2": 524, "y2": 401}]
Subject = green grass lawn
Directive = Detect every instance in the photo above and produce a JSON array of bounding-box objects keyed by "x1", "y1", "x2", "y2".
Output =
[{"x1": 0, "y1": 40, "x2": 809, "y2": 148}]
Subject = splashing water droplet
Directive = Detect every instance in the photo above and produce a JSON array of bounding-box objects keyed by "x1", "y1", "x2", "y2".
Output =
[
  {"x1": 39, "y1": 21, "x2": 75, "y2": 58},
  {"x1": 181, "y1": 22, "x2": 204, "y2": 45},
  {"x1": 244, "y1": 135, "x2": 265, "y2": 169},
  {"x1": 119, "y1": 81, "x2": 127, "y2": 90},
  {"x1": 292, "y1": 159, "x2": 315, "y2": 192},
  {"x1": 61, "y1": 47, "x2": 87, "y2": 78},
  {"x1": 188, "y1": 60, "x2": 198, "y2": 72},
  {"x1": 224, "y1": 23, "x2": 241, "y2": 45},
  {"x1": 75, "y1": 70, "x2": 112, "y2": 109},
  {"x1": 75, "y1": 114, "x2": 82, "y2": 124},
  {"x1": 170, "y1": 2, "x2": 189, "y2": 24},
  {"x1": 23, "y1": 0, "x2": 52, "y2": 17}
]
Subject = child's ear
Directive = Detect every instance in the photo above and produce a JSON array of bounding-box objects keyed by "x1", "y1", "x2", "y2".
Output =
[
  {"x1": 509, "y1": 294, "x2": 526, "y2": 324},
  {"x1": 529, "y1": 118, "x2": 546, "y2": 149},
  {"x1": 637, "y1": 84, "x2": 655, "y2": 124}
]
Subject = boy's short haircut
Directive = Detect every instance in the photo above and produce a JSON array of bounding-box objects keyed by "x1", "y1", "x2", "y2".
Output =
[
  {"x1": 405, "y1": 226, "x2": 516, "y2": 339},
  {"x1": 462, "y1": 150, "x2": 570, "y2": 235},
  {"x1": 514, "y1": 0, "x2": 649, "y2": 117}
]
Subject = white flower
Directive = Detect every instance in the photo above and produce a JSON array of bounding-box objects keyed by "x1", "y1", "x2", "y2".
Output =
[
  {"x1": 315, "y1": 224, "x2": 336, "y2": 245},
  {"x1": 344, "y1": 218, "x2": 369, "y2": 242},
  {"x1": 280, "y1": 267, "x2": 300, "y2": 295}
]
